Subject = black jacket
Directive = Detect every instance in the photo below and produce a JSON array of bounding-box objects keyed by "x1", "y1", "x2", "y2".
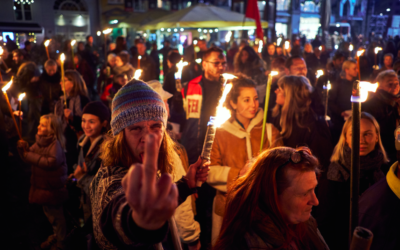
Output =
[
  {"x1": 39, "y1": 71, "x2": 62, "y2": 115},
  {"x1": 328, "y1": 77, "x2": 354, "y2": 130},
  {"x1": 139, "y1": 54, "x2": 157, "y2": 82}
]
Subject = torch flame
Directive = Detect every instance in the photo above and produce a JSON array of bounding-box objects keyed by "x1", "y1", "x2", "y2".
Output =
[
  {"x1": 103, "y1": 28, "x2": 112, "y2": 35},
  {"x1": 258, "y1": 40, "x2": 263, "y2": 53},
  {"x1": 357, "y1": 50, "x2": 365, "y2": 57},
  {"x1": 349, "y1": 44, "x2": 354, "y2": 51},
  {"x1": 224, "y1": 32, "x2": 232, "y2": 43},
  {"x1": 60, "y1": 53, "x2": 65, "y2": 61},
  {"x1": 277, "y1": 37, "x2": 282, "y2": 46},
  {"x1": 18, "y1": 92, "x2": 25, "y2": 101},
  {"x1": 2, "y1": 80, "x2": 12, "y2": 92},
  {"x1": 271, "y1": 71, "x2": 279, "y2": 76},
  {"x1": 213, "y1": 74, "x2": 237, "y2": 127},
  {"x1": 195, "y1": 58, "x2": 202, "y2": 64},
  {"x1": 316, "y1": 70, "x2": 324, "y2": 78},
  {"x1": 175, "y1": 59, "x2": 188, "y2": 80},
  {"x1": 285, "y1": 41, "x2": 290, "y2": 50},
  {"x1": 134, "y1": 69, "x2": 142, "y2": 80},
  {"x1": 138, "y1": 55, "x2": 142, "y2": 60},
  {"x1": 71, "y1": 40, "x2": 76, "y2": 46},
  {"x1": 0, "y1": 46, "x2": 3, "y2": 55},
  {"x1": 44, "y1": 40, "x2": 50, "y2": 47},
  {"x1": 374, "y1": 47, "x2": 382, "y2": 54},
  {"x1": 221, "y1": 73, "x2": 237, "y2": 80},
  {"x1": 351, "y1": 81, "x2": 378, "y2": 103}
]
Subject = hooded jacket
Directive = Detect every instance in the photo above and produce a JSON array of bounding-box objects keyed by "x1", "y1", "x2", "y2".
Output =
[
  {"x1": 208, "y1": 109, "x2": 283, "y2": 216},
  {"x1": 22, "y1": 134, "x2": 68, "y2": 206}
]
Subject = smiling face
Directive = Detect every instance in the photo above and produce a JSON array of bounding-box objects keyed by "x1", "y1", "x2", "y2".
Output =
[
  {"x1": 230, "y1": 87, "x2": 259, "y2": 122},
  {"x1": 82, "y1": 114, "x2": 106, "y2": 139},
  {"x1": 345, "y1": 118, "x2": 378, "y2": 156},
  {"x1": 124, "y1": 120, "x2": 164, "y2": 163},
  {"x1": 37, "y1": 118, "x2": 51, "y2": 136},
  {"x1": 278, "y1": 170, "x2": 319, "y2": 224}
]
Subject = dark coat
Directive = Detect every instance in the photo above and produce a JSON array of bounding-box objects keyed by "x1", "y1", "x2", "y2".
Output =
[
  {"x1": 328, "y1": 77, "x2": 354, "y2": 131},
  {"x1": 234, "y1": 57, "x2": 267, "y2": 85},
  {"x1": 22, "y1": 134, "x2": 68, "y2": 206},
  {"x1": 139, "y1": 54, "x2": 157, "y2": 82},
  {"x1": 362, "y1": 89, "x2": 400, "y2": 170},
  {"x1": 39, "y1": 71, "x2": 62, "y2": 115},
  {"x1": 76, "y1": 59, "x2": 96, "y2": 89}
]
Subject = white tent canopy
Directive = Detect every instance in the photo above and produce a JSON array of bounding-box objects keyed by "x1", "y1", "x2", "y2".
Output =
[{"x1": 140, "y1": 4, "x2": 268, "y2": 30}]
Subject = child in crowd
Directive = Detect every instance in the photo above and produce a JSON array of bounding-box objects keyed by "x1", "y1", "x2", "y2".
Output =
[{"x1": 17, "y1": 114, "x2": 68, "y2": 250}]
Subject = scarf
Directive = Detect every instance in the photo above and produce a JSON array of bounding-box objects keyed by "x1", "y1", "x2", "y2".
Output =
[
  {"x1": 374, "y1": 88, "x2": 400, "y2": 108},
  {"x1": 328, "y1": 145, "x2": 384, "y2": 183}
]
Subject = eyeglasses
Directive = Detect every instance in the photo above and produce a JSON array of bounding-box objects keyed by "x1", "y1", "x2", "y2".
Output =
[
  {"x1": 278, "y1": 147, "x2": 312, "y2": 169},
  {"x1": 205, "y1": 61, "x2": 227, "y2": 67}
]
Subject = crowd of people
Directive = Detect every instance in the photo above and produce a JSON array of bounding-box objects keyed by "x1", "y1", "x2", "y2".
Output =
[{"x1": 2, "y1": 32, "x2": 400, "y2": 250}]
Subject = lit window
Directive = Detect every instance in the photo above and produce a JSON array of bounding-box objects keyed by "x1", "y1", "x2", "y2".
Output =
[{"x1": 14, "y1": 1, "x2": 32, "y2": 21}]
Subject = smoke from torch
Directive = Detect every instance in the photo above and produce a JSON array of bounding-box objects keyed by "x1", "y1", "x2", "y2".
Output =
[{"x1": 197, "y1": 74, "x2": 236, "y2": 187}]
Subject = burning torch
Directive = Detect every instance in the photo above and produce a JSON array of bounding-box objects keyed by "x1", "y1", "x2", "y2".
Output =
[
  {"x1": 284, "y1": 41, "x2": 290, "y2": 56},
  {"x1": 2, "y1": 80, "x2": 22, "y2": 139},
  {"x1": 44, "y1": 40, "x2": 50, "y2": 60},
  {"x1": 260, "y1": 71, "x2": 278, "y2": 153},
  {"x1": 18, "y1": 92, "x2": 25, "y2": 133},
  {"x1": 175, "y1": 59, "x2": 188, "y2": 93},
  {"x1": 349, "y1": 80, "x2": 378, "y2": 243},
  {"x1": 356, "y1": 50, "x2": 365, "y2": 81},
  {"x1": 197, "y1": 73, "x2": 236, "y2": 187},
  {"x1": 258, "y1": 40, "x2": 263, "y2": 54},
  {"x1": 134, "y1": 69, "x2": 142, "y2": 80},
  {"x1": 374, "y1": 47, "x2": 382, "y2": 70},
  {"x1": 71, "y1": 40, "x2": 76, "y2": 69}
]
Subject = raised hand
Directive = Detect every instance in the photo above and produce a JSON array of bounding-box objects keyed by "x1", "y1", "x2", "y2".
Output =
[
  {"x1": 122, "y1": 134, "x2": 178, "y2": 230},
  {"x1": 186, "y1": 156, "x2": 210, "y2": 189}
]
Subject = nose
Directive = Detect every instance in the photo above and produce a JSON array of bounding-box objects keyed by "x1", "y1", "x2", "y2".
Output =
[
  {"x1": 309, "y1": 191, "x2": 319, "y2": 206},
  {"x1": 360, "y1": 135, "x2": 366, "y2": 144}
]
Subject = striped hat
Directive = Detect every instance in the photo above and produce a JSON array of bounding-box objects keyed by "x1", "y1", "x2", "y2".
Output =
[{"x1": 111, "y1": 80, "x2": 168, "y2": 136}]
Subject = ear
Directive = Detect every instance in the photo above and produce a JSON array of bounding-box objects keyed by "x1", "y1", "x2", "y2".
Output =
[{"x1": 230, "y1": 100, "x2": 237, "y2": 110}]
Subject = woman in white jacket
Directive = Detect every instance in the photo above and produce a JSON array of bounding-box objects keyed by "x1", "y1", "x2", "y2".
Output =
[{"x1": 207, "y1": 75, "x2": 283, "y2": 245}]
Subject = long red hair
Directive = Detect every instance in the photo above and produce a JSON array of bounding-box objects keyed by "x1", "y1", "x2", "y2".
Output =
[{"x1": 213, "y1": 146, "x2": 320, "y2": 250}]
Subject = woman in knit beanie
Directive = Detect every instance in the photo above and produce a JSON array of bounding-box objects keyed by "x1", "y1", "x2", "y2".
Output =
[{"x1": 90, "y1": 80, "x2": 209, "y2": 249}]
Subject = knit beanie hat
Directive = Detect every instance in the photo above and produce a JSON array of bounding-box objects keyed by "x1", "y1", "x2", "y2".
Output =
[
  {"x1": 82, "y1": 101, "x2": 111, "y2": 122},
  {"x1": 111, "y1": 80, "x2": 168, "y2": 136}
]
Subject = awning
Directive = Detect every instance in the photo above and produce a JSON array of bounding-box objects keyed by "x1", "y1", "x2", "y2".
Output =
[
  {"x1": 0, "y1": 22, "x2": 43, "y2": 33},
  {"x1": 140, "y1": 3, "x2": 268, "y2": 30}
]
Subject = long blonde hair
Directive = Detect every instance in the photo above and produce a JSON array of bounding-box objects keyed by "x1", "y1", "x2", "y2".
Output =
[
  {"x1": 330, "y1": 112, "x2": 389, "y2": 163},
  {"x1": 40, "y1": 114, "x2": 66, "y2": 149},
  {"x1": 272, "y1": 76, "x2": 313, "y2": 138},
  {"x1": 100, "y1": 129, "x2": 176, "y2": 175}
]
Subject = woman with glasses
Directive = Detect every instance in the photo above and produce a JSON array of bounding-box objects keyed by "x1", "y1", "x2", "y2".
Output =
[
  {"x1": 207, "y1": 75, "x2": 283, "y2": 245},
  {"x1": 320, "y1": 112, "x2": 388, "y2": 249},
  {"x1": 55, "y1": 70, "x2": 90, "y2": 170},
  {"x1": 234, "y1": 45, "x2": 267, "y2": 85},
  {"x1": 213, "y1": 147, "x2": 329, "y2": 250}
]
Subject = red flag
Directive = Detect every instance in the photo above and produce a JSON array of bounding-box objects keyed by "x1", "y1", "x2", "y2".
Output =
[{"x1": 245, "y1": 0, "x2": 264, "y2": 39}]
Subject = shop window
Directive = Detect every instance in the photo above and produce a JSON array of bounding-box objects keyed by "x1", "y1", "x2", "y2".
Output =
[
  {"x1": 277, "y1": 0, "x2": 290, "y2": 11},
  {"x1": 14, "y1": 1, "x2": 32, "y2": 21},
  {"x1": 301, "y1": 0, "x2": 320, "y2": 13}
]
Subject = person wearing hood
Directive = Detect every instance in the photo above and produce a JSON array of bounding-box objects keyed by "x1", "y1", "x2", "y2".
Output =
[
  {"x1": 322, "y1": 112, "x2": 389, "y2": 249},
  {"x1": 113, "y1": 51, "x2": 135, "y2": 81},
  {"x1": 363, "y1": 70, "x2": 400, "y2": 171},
  {"x1": 234, "y1": 45, "x2": 267, "y2": 86},
  {"x1": 40, "y1": 59, "x2": 62, "y2": 115},
  {"x1": 207, "y1": 75, "x2": 283, "y2": 245}
]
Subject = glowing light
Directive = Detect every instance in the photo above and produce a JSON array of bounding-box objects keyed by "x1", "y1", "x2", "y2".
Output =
[
  {"x1": 209, "y1": 29, "x2": 213, "y2": 33},
  {"x1": 336, "y1": 23, "x2": 340, "y2": 27},
  {"x1": 97, "y1": 31, "x2": 101, "y2": 36},
  {"x1": 258, "y1": 40, "x2": 263, "y2": 53},
  {"x1": 285, "y1": 41, "x2": 290, "y2": 50},
  {"x1": 134, "y1": 69, "x2": 142, "y2": 79},
  {"x1": 215, "y1": 29, "x2": 218, "y2": 32},
  {"x1": 44, "y1": 40, "x2": 50, "y2": 47},
  {"x1": 334, "y1": 44, "x2": 339, "y2": 50},
  {"x1": 225, "y1": 31, "x2": 232, "y2": 43},
  {"x1": 357, "y1": 49, "x2": 365, "y2": 57},
  {"x1": 349, "y1": 44, "x2": 353, "y2": 51},
  {"x1": 323, "y1": 82, "x2": 332, "y2": 90},
  {"x1": 319, "y1": 46, "x2": 322, "y2": 51},
  {"x1": 175, "y1": 59, "x2": 189, "y2": 80},
  {"x1": 103, "y1": 28, "x2": 112, "y2": 35},
  {"x1": 353, "y1": 82, "x2": 378, "y2": 103},
  {"x1": 194, "y1": 40, "x2": 198, "y2": 45},
  {"x1": 277, "y1": 37, "x2": 282, "y2": 46},
  {"x1": 271, "y1": 71, "x2": 279, "y2": 76},
  {"x1": 203, "y1": 29, "x2": 207, "y2": 33},
  {"x1": 374, "y1": 47, "x2": 382, "y2": 54},
  {"x1": 197, "y1": 28, "x2": 202, "y2": 32},
  {"x1": 0, "y1": 46, "x2": 3, "y2": 55},
  {"x1": 2, "y1": 80, "x2": 12, "y2": 92},
  {"x1": 71, "y1": 40, "x2": 76, "y2": 46},
  {"x1": 167, "y1": 28, "x2": 171, "y2": 32},
  {"x1": 18, "y1": 92, "x2": 25, "y2": 101},
  {"x1": 316, "y1": 70, "x2": 324, "y2": 78},
  {"x1": 161, "y1": 28, "x2": 165, "y2": 31},
  {"x1": 214, "y1": 74, "x2": 237, "y2": 127},
  {"x1": 174, "y1": 28, "x2": 178, "y2": 32},
  {"x1": 195, "y1": 58, "x2": 202, "y2": 64},
  {"x1": 138, "y1": 55, "x2": 142, "y2": 60},
  {"x1": 60, "y1": 53, "x2": 65, "y2": 61},
  {"x1": 387, "y1": 8, "x2": 391, "y2": 12}
]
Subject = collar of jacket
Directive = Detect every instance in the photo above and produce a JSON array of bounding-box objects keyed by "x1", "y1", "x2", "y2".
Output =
[
  {"x1": 78, "y1": 134, "x2": 104, "y2": 156},
  {"x1": 387, "y1": 162, "x2": 400, "y2": 199},
  {"x1": 35, "y1": 134, "x2": 55, "y2": 147},
  {"x1": 375, "y1": 89, "x2": 400, "y2": 107},
  {"x1": 220, "y1": 108, "x2": 263, "y2": 159}
]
